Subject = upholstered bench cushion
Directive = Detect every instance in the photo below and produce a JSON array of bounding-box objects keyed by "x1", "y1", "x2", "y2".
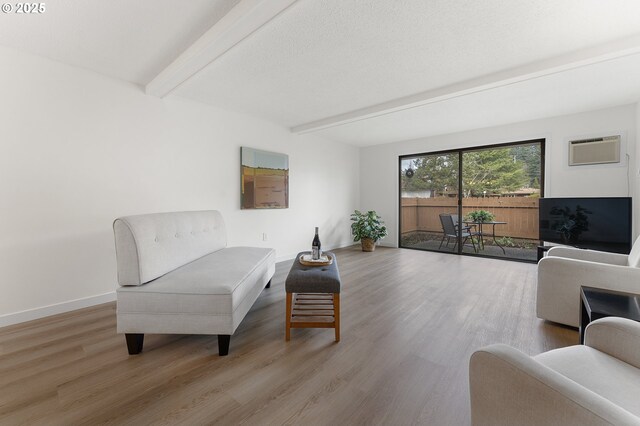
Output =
[
  {"x1": 117, "y1": 246, "x2": 275, "y2": 334},
  {"x1": 285, "y1": 251, "x2": 341, "y2": 293}
]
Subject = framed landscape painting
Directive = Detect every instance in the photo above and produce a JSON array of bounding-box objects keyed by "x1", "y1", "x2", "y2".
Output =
[{"x1": 241, "y1": 147, "x2": 289, "y2": 209}]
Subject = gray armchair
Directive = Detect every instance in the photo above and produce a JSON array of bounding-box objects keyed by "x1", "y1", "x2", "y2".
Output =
[
  {"x1": 470, "y1": 317, "x2": 640, "y2": 425},
  {"x1": 537, "y1": 236, "x2": 640, "y2": 327}
]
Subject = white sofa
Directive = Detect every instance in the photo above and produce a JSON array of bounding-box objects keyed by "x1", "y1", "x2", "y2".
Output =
[
  {"x1": 470, "y1": 317, "x2": 640, "y2": 425},
  {"x1": 113, "y1": 210, "x2": 275, "y2": 356},
  {"x1": 537, "y1": 237, "x2": 640, "y2": 327}
]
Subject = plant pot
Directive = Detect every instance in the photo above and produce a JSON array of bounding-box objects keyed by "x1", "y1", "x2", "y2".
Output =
[{"x1": 361, "y1": 238, "x2": 376, "y2": 252}]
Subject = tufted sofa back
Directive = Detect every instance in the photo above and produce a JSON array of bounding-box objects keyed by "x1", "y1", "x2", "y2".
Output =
[{"x1": 113, "y1": 210, "x2": 227, "y2": 286}]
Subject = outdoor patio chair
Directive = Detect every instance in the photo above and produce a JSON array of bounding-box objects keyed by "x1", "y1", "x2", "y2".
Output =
[
  {"x1": 451, "y1": 214, "x2": 477, "y2": 233},
  {"x1": 439, "y1": 213, "x2": 478, "y2": 252}
]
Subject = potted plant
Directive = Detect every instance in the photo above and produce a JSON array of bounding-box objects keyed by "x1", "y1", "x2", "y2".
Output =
[
  {"x1": 465, "y1": 210, "x2": 495, "y2": 223},
  {"x1": 550, "y1": 205, "x2": 592, "y2": 244},
  {"x1": 350, "y1": 210, "x2": 388, "y2": 252}
]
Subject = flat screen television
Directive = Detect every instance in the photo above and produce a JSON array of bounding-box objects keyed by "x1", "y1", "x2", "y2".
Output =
[{"x1": 539, "y1": 197, "x2": 632, "y2": 254}]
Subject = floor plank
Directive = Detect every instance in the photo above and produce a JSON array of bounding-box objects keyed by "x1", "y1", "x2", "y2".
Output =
[{"x1": 0, "y1": 246, "x2": 576, "y2": 425}]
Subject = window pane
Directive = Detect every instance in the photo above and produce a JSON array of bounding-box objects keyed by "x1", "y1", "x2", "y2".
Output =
[
  {"x1": 401, "y1": 153, "x2": 473, "y2": 253},
  {"x1": 461, "y1": 143, "x2": 541, "y2": 261}
]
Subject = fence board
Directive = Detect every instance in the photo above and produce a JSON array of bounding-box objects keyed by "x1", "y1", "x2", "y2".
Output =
[{"x1": 401, "y1": 197, "x2": 539, "y2": 240}]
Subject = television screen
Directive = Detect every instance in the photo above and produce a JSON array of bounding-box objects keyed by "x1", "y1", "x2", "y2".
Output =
[{"x1": 539, "y1": 197, "x2": 632, "y2": 254}]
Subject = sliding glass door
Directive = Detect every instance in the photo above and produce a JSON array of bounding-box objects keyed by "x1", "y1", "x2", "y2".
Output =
[
  {"x1": 400, "y1": 151, "x2": 476, "y2": 254},
  {"x1": 400, "y1": 140, "x2": 544, "y2": 261}
]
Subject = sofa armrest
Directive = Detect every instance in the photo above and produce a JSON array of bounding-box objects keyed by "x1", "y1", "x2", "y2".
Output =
[
  {"x1": 537, "y1": 257, "x2": 640, "y2": 327},
  {"x1": 547, "y1": 246, "x2": 628, "y2": 265},
  {"x1": 585, "y1": 317, "x2": 640, "y2": 369},
  {"x1": 469, "y1": 344, "x2": 640, "y2": 426}
]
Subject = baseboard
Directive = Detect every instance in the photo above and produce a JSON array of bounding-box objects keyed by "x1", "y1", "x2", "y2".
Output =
[
  {"x1": 0, "y1": 292, "x2": 117, "y2": 328},
  {"x1": 378, "y1": 242, "x2": 398, "y2": 248}
]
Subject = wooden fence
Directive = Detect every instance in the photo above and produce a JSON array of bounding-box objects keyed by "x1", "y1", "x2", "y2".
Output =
[{"x1": 401, "y1": 197, "x2": 539, "y2": 239}]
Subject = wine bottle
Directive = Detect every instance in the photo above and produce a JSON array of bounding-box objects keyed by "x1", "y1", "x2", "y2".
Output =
[{"x1": 312, "y1": 227, "x2": 321, "y2": 260}]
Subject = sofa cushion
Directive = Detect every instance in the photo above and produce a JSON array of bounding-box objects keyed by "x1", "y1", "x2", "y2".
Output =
[
  {"x1": 117, "y1": 246, "x2": 275, "y2": 316},
  {"x1": 114, "y1": 210, "x2": 227, "y2": 286},
  {"x1": 534, "y1": 345, "x2": 640, "y2": 417}
]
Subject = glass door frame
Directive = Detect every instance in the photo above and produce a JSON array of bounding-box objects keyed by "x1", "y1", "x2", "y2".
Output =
[{"x1": 398, "y1": 138, "x2": 545, "y2": 262}]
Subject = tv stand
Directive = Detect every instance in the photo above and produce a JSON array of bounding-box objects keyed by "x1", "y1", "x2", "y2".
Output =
[
  {"x1": 537, "y1": 245, "x2": 552, "y2": 262},
  {"x1": 537, "y1": 242, "x2": 574, "y2": 261}
]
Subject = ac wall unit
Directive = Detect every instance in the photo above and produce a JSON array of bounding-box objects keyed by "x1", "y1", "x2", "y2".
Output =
[{"x1": 568, "y1": 135, "x2": 620, "y2": 166}]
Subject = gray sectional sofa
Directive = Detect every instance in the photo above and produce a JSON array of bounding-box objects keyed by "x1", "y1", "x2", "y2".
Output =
[{"x1": 113, "y1": 210, "x2": 275, "y2": 356}]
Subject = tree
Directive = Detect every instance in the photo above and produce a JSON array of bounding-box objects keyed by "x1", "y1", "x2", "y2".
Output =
[
  {"x1": 532, "y1": 176, "x2": 540, "y2": 189},
  {"x1": 511, "y1": 144, "x2": 541, "y2": 188},
  {"x1": 461, "y1": 148, "x2": 527, "y2": 197},
  {"x1": 403, "y1": 145, "x2": 534, "y2": 198},
  {"x1": 402, "y1": 154, "x2": 458, "y2": 196}
]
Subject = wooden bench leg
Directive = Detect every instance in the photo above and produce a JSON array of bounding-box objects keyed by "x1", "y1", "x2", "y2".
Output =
[
  {"x1": 125, "y1": 333, "x2": 144, "y2": 355},
  {"x1": 285, "y1": 292, "x2": 292, "y2": 341},
  {"x1": 333, "y1": 293, "x2": 340, "y2": 342},
  {"x1": 218, "y1": 335, "x2": 231, "y2": 356}
]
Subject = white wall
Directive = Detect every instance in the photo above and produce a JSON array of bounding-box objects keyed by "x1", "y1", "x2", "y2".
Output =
[
  {"x1": 0, "y1": 46, "x2": 359, "y2": 324},
  {"x1": 360, "y1": 105, "x2": 637, "y2": 247},
  {"x1": 636, "y1": 102, "x2": 640, "y2": 236}
]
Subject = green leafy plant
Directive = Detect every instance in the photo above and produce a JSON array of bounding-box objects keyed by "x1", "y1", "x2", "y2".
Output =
[
  {"x1": 496, "y1": 236, "x2": 516, "y2": 247},
  {"x1": 465, "y1": 210, "x2": 495, "y2": 223},
  {"x1": 350, "y1": 210, "x2": 388, "y2": 242},
  {"x1": 549, "y1": 204, "x2": 592, "y2": 244}
]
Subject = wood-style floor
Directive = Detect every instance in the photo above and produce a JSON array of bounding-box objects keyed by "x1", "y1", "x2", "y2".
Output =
[{"x1": 0, "y1": 246, "x2": 577, "y2": 425}]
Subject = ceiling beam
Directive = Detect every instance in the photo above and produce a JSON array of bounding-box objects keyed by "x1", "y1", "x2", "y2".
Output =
[
  {"x1": 291, "y1": 35, "x2": 640, "y2": 135},
  {"x1": 145, "y1": 0, "x2": 298, "y2": 98}
]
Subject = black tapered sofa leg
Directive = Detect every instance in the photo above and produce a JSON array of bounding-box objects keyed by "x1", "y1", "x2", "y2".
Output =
[
  {"x1": 218, "y1": 335, "x2": 231, "y2": 356},
  {"x1": 125, "y1": 333, "x2": 144, "y2": 354},
  {"x1": 266, "y1": 279, "x2": 272, "y2": 289}
]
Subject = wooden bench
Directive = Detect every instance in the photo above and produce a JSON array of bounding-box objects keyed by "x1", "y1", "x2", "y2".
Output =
[{"x1": 285, "y1": 252, "x2": 341, "y2": 342}]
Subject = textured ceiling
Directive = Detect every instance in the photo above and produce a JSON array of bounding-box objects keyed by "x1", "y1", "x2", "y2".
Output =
[
  {"x1": 0, "y1": 0, "x2": 239, "y2": 84},
  {"x1": 2, "y1": 0, "x2": 640, "y2": 146},
  {"x1": 174, "y1": 0, "x2": 640, "y2": 133},
  {"x1": 312, "y1": 53, "x2": 640, "y2": 146}
]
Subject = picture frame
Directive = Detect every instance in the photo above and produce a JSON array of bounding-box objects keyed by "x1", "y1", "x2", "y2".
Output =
[{"x1": 241, "y1": 147, "x2": 289, "y2": 209}]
